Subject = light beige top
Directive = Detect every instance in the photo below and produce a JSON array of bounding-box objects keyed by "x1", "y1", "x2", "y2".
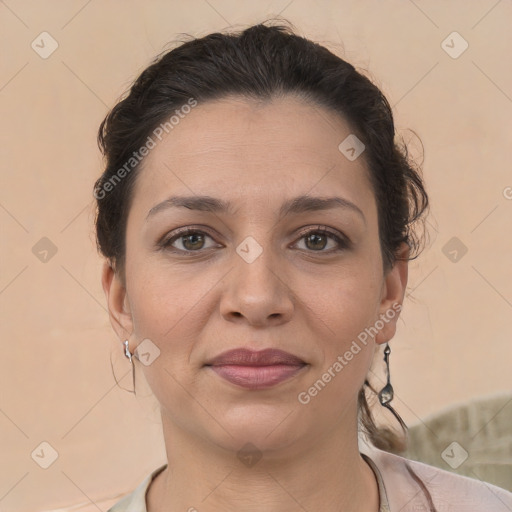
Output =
[{"x1": 106, "y1": 446, "x2": 512, "y2": 511}]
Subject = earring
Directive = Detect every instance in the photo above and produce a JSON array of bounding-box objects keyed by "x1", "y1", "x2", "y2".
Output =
[
  {"x1": 378, "y1": 343, "x2": 407, "y2": 431},
  {"x1": 123, "y1": 339, "x2": 133, "y2": 363},
  {"x1": 122, "y1": 340, "x2": 136, "y2": 395}
]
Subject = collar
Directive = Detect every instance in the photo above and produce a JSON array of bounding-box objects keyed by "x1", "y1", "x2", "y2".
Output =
[{"x1": 108, "y1": 451, "x2": 390, "y2": 512}]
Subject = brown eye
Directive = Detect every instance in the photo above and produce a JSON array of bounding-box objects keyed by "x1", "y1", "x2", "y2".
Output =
[
  {"x1": 160, "y1": 229, "x2": 218, "y2": 253},
  {"x1": 295, "y1": 227, "x2": 349, "y2": 253},
  {"x1": 304, "y1": 232, "x2": 328, "y2": 251},
  {"x1": 181, "y1": 232, "x2": 206, "y2": 250}
]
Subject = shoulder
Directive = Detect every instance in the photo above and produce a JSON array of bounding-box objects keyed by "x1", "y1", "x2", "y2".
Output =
[{"x1": 365, "y1": 446, "x2": 512, "y2": 512}]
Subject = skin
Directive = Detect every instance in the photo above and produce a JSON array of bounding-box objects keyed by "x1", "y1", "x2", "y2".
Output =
[{"x1": 102, "y1": 94, "x2": 409, "y2": 511}]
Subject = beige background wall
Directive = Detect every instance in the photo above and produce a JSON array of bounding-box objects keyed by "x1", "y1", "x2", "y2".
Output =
[{"x1": 0, "y1": 1, "x2": 511, "y2": 511}]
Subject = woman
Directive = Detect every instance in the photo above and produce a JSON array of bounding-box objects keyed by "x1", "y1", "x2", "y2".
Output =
[{"x1": 94, "y1": 22, "x2": 512, "y2": 512}]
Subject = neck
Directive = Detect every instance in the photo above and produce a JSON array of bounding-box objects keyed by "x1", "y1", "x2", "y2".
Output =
[{"x1": 147, "y1": 410, "x2": 380, "y2": 512}]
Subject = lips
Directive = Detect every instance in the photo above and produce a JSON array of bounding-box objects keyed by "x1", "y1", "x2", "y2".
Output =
[
  {"x1": 205, "y1": 348, "x2": 308, "y2": 389},
  {"x1": 205, "y1": 348, "x2": 306, "y2": 367}
]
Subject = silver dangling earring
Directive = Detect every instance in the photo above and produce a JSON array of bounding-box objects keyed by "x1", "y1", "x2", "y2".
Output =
[
  {"x1": 122, "y1": 340, "x2": 136, "y2": 395},
  {"x1": 123, "y1": 340, "x2": 132, "y2": 363},
  {"x1": 378, "y1": 343, "x2": 406, "y2": 431}
]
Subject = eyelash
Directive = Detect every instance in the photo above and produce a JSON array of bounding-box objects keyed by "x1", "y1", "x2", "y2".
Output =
[{"x1": 158, "y1": 225, "x2": 350, "y2": 255}]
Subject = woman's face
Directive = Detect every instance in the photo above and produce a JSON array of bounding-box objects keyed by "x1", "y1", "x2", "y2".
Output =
[{"x1": 103, "y1": 94, "x2": 408, "y2": 454}]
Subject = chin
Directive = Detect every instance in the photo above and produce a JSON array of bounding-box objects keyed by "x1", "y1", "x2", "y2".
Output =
[{"x1": 211, "y1": 404, "x2": 304, "y2": 452}]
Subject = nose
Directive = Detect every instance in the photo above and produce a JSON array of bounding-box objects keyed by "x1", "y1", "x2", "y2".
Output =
[{"x1": 219, "y1": 243, "x2": 294, "y2": 328}]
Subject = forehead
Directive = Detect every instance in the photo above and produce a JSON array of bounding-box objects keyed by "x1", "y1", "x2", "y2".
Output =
[{"x1": 129, "y1": 95, "x2": 376, "y2": 220}]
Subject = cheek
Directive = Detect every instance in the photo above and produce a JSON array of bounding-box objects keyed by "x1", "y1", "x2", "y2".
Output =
[
  {"x1": 318, "y1": 291, "x2": 378, "y2": 374},
  {"x1": 304, "y1": 264, "x2": 381, "y2": 377},
  {"x1": 128, "y1": 254, "x2": 183, "y2": 317},
  {"x1": 126, "y1": 260, "x2": 216, "y2": 359},
  {"x1": 126, "y1": 266, "x2": 209, "y2": 410},
  {"x1": 317, "y1": 261, "x2": 382, "y2": 329},
  {"x1": 299, "y1": 288, "x2": 378, "y2": 412}
]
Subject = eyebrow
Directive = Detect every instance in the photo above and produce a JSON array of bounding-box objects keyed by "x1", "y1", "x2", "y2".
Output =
[{"x1": 146, "y1": 194, "x2": 366, "y2": 224}]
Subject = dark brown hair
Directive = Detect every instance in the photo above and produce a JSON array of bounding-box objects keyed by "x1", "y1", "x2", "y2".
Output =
[{"x1": 95, "y1": 20, "x2": 433, "y2": 508}]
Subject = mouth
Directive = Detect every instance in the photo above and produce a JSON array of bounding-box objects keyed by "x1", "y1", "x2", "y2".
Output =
[{"x1": 204, "y1": 348, "x2": 308, "y2": 389}]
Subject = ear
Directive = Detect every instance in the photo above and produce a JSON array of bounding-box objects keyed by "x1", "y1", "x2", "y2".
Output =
[
  {"x1": 101, "y1": 260, "x2": 133, "y2": 341},
  {"x1": 374, "y1": 242, "x2": 409, "y2": 345}
]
